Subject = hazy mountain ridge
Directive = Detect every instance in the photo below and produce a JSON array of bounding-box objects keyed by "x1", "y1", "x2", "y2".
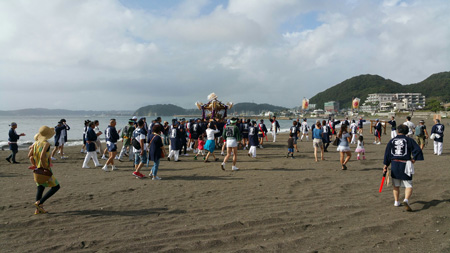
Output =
[
  {"x1": 0, "y1": 108, "x2": 133, "y2": 116},
  {"x1": 310, "y1": 72, "x2": 450, "y2": 109}
]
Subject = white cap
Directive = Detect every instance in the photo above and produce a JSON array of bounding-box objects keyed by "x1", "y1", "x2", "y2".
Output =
[{"x1": 132, "y1": 116, "x2": 138, "y2": 120}]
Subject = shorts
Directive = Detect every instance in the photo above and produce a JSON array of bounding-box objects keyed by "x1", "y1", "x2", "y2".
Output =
[
  {"x1": 337, "y1": 145, "x2": 351, "y2": 152},
  {"x1": 226, "y1": 139, "x2": 238, "y2": 148},
  {"x1": 134, "y1": 150, "x2": 148, "y2": 165},
  {"x1": 107, "y1": 143, "x2": 117, "y2": 152},
  {"x1": 313, "y1": 139, "x2": 323, "y2": 148},
  {"x1": 293, "y1": 138, "x2": 298, "y2": 144},
  {"x1": 415, "y1": 136, "x2": 425, "y2": 146},
  {"x1": 242, "y1": 133, "x2": 249, "y2": 139},
  {"x1": 392, "y1": 178, "x2": 413, "y2": 188},
  {"x1": 288, "y1": 148, "x2": 294, "y2": 153}
]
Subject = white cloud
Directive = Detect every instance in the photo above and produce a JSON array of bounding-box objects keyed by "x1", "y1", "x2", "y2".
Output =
[{"x1": 0, "y1": 0, "x2": 449, "y2": 110}]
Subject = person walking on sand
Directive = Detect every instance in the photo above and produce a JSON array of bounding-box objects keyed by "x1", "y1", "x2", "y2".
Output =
[
  {"x1": 82, "y1": 121, "x2": 102, "y2": 169},
  {"x1": 373, "y1": 119, "x2": 382, "y2": 145},
  {"x1": 403, "y1": 116, "x2": 415, "y2": 138},
  {"x1": 300, "y1": 118, "x2": 310, "y2": 141},
  {"x1": 50, "y1": 120, "x2": 69, "y2": 160},
  {"x1": 387, "y1": 116, "x2": 397, "y2": 139},
  {"x1": 358, "y1": 116, "x2": 366, "y2": 135},
  {"x1": 270, "y1": 116, "x2": 281, "y2": 142},
  {"x1": 6, "y1": 122, "x2": 26, "y2": 164},
  {"x1": 350, "y1": 120, "x2": 358, "y2": 144},
  {"x1": 414, "y1": 120, "x2": 428, "y2": 150},
  {"x1": 81, "y1": 120, "x2": 90, "y2": 153},
  {"x1": 132, "y1": 119, "x2": 147, "y2": 179},
  {"x1": 289, "y1": 120, "x2": 300, "y2": 152},
  {"x1": 287, "y1": 133, "x2": 295, "y2": 158},
  {"x1": 118, "y1": 119, "x2": 135, "y2": 161},
  {"x1": 28, "y1": 126, "x2": 60, "y2": 215},
  {"x1": 337, "y1": 124, "x2": 352, "y2": 170},
  {"x1": 168, "y1": 120, "x2": 181, "y2": 162},
  {"x1": 240, "y1": 119, "x2": 250, "y2": 149},
  {"x1": 204, "y1": 122, "x2": 220, "y2": 162},
  {"x1": 148, "y1": 124, "x2": 166, "y2": 180},
  {"x1": 312, "y1": 121, "x2": 324, "y2": 162},
  {"x1": 383, "y1": 124, "x2": 424, "y2": 211},
  {"x1": 94, "y1": 120, "x2": 103, "y2": 154},
  {"x1": 431, "y1": 119, "x2": 445, "y2": 156},
  {"x1": 248, "y1": 121, "x2": 259, "y2": 158},
  {"x1": 257, "y1": 119, "x2": 268, "y2": 148},
  {"x1": 103, "y1": 119, "x2": 120, "y2": 171},
  {"x1": 321, "y1": 120, "x2": 331, "y2": 152},
  {"x1": 221, "y1": 118, "x2": 241, "y2": 171}
]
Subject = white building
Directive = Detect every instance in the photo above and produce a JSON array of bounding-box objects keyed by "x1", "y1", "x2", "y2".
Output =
[{"x1": 363, "y1": 93, "x2": 426, "y2": 111}]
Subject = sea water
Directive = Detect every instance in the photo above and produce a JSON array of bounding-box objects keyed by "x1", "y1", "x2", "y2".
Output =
[{"x1": 0, "y1": 115, "x2": 330, "y2": 149}]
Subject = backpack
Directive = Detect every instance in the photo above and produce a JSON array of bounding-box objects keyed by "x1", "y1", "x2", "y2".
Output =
[{"x1": 415, "y1": 125, "x2": 424, "y2": 137}]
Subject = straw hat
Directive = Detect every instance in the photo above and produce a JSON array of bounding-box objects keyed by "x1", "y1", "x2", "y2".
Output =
[{"x1": 35, "y1": 126, "x2": 55, "y2": 141}]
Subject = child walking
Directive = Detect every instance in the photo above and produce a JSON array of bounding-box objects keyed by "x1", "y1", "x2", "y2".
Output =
[
  {"x1": 355, "y1": 135, "x2": 366, "y2": 160},
  {"x1": 194, "y1": 135, "x2": 206, "y2": 160},
  {"x1": 287, "y1": 133, "x2": 294, "y2": 158}
]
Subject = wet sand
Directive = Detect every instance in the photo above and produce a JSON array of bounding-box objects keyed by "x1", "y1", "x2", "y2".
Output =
[{"x1": 1, "y1": 118, "x2": 449, "y2": 252}]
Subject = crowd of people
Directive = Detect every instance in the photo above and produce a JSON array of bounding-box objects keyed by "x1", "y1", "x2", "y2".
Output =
[{"x1": 4, "y1": 114, "x2": 446, "y2": 214}]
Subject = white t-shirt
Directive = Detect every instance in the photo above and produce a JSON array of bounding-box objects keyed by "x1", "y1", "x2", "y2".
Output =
[
  {"x1": 357, "y1": 140, "x2": 364, "y2": 149},
  {"x1": 133, "y1": 128, "x2": 146, "y2": 153},
  {"x1": 403, "y1": 121, "x2": 415, "y2": 135},
  {"x1": 301, "y1": 122, "x2": 309, "y2": 133},
  {"x1": 206, "y1": 128, "x2": 219, "y2": 140}
]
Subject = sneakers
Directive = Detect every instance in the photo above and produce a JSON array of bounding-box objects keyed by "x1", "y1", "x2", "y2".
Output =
[
  {"x1": 248, "y1": 153, "x2": 251, "y2": 157},
  {"x1": 133, "y1": 171, "x2": 144, "y2": 179},
  {"x1": 376, "y1": 142, "x2": 381, "y2": 145},
  {"x1": 232, "y1": 166, "x2": 239, "y2": 171},
  {"x1": 152, "y1": 176, "x2": 161, "y2": 180},
  {"x1": 394, "y1": 201, "x2": 401, "y2": 207},
  {"x1": 102, "y1": 165, "x2": 109, "y2": 172},
  {"x1": 82, "y1": 165, "x2": 90, "y2": 169},
  {"x1": 111, "y1": 165, "x2": 118, "y2": 171},
  {"x1": 221, "y1": 152, "x2": 225, "y2": 156},
  {"x1": 373, "y1": 141, "x2": 377, "y2": 144},
  {"x1": 5, "y1": 158, "x2": 11, "y2": 163},
  {"x1": 221, "y1": 163, "x2": 225, "y2": 170},
  {"x1": 194, "y1": 156, "x2": 198, "y2": 160},
  {"x1": 101, "y1": 156, "x2": 107, "y2": 160},
  {"x1": 51, "y1": 157, "x2": 56, "y2": 161},
  {"x1": 357, "y1": 156, "x2": 360, "y2": 160},
  {"x1": 61, "y1": 156, "x2": 69, "y2": 159},
  {"x1": 167, "y1": 157, "x2": 171, "y2": 161}
]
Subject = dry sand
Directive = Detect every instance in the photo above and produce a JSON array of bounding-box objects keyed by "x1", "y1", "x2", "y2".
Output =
[{"x1": 1, "y1": 118, "x2": 449, "y2": 252}]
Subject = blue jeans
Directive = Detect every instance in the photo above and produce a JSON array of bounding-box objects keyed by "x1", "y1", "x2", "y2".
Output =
[
  {"x1": 134, "y1": 150, "x2": 148, "y2": 165},
  {"x1": 151, "y1": 159, "x2": 160, "y2": 176}
]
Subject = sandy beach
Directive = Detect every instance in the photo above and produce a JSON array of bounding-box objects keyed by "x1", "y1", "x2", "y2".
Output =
[{"x1": 1, "y1": 118, "x2": 449, "y2": 252}]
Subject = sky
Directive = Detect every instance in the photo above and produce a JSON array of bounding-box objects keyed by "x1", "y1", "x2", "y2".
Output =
[{"x1": 0, "y1": 0, "x2": 449, "y2": 111}]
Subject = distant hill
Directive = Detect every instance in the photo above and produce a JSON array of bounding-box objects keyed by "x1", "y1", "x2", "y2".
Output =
[
  {"x1": 133, "y1": 103, "x2": 288, "y2": 117},
  {"x1": 310, "y1": 75, "x2": 403, "y2": 109},
  {"x1": 0, "y1": 108, "x2": 132, "y2": 116},
  {"x1": 310, "y1": 72, "x2": 450, "y2": 109},
  {"x1": 404, "y1": 72, "x2": 450, "y2": 102},
  {"x1": 228, "y1": 103, "x2": 288, "y2": 115}
]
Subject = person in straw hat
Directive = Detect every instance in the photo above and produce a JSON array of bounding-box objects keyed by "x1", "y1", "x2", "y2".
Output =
[{"x1": 28, "y1": 126, "x2": 61, "y2": 215}]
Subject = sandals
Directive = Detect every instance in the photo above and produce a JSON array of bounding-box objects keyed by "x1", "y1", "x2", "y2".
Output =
[{"x1": 34, "y1": 201, "x2": 48, "y2": 214}]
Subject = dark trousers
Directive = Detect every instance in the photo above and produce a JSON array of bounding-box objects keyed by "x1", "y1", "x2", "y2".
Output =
[{"x1": 36, "y1": 184, "x2": 60, "y2": 204}]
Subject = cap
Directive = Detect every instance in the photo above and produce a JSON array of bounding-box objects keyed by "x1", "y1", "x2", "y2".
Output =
[
  {"x1": 9, "y1": 122, "x2": 17, "y2": 126},
  {"x1": 132, "y1": 116, "x2": 138, "y2": 120}
]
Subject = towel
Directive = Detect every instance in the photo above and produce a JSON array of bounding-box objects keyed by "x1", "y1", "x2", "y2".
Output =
[{"x1": 405, "y1": 161, "x2": 414, "y2": 177}]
